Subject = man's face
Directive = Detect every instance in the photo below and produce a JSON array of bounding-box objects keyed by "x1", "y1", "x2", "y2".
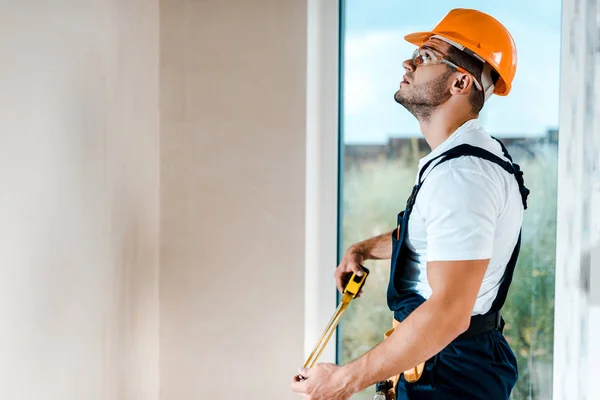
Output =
[{"x1": 394, "y1": 39, "x2": 455, "y2": 120}]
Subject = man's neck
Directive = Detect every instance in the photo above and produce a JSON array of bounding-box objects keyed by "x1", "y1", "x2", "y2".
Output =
[{"x1": 419, "y1": 107, "x2": 478, "y2": 150}]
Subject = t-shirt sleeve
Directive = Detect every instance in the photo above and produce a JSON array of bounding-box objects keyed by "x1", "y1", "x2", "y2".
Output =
[{"x1": 419, "y1": 167, "x2": 500, "y2": 262}]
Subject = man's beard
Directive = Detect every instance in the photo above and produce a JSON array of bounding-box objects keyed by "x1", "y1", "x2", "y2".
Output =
[{"x1": 394, "y1": 71, "x2": 453, "y2": 122}]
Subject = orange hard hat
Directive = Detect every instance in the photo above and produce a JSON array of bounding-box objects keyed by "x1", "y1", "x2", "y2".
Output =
[{"x1": 404, "y1": 8, "x2": 517, "y2": 97}]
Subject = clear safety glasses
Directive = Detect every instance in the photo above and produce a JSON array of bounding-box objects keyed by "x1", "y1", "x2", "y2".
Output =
[{"x1": 410, "y1": 48, "x2": 483, "y2": 92}]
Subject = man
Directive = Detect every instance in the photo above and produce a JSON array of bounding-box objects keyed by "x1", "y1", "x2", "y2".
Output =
[{"x1": 291, "y1": 8, "x2": 530, "y2": 400}]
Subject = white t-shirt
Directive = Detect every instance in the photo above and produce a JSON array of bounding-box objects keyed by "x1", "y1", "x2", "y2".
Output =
[{"x1": 401, "y1": 119, "x2": 524, "y2": 315}]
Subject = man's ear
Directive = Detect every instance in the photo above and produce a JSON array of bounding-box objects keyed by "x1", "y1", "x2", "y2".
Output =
[{"x1": 451, "y1": 74, "x2": 473, "y2": 95}]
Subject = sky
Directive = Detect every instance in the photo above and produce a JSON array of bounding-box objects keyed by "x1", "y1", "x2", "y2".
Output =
[{"x1": 343, "y1": 0, "x2": 563, "y2": 143}]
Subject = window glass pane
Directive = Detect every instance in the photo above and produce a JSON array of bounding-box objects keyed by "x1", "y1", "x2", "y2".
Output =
[{"x1": 338, "y1": 2, "x2": 560, "y2": 399}]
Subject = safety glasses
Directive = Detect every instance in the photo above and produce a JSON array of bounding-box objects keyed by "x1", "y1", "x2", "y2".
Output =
[{"x1": 411, "y1": 48, "x2": 483, "y2": 92}]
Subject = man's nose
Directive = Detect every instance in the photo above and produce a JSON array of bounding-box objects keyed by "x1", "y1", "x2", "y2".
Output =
[{"x1": 403, "y1": 59, "x2": 416, "y2": 72}]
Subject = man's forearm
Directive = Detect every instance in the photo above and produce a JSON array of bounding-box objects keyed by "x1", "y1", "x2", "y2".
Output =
[
  {"x1": 352, "y1": 230, "x2": 393, "y2": 260},
  {"x1": 340, "y1": 296, "x2": 469, "y2": 392}
]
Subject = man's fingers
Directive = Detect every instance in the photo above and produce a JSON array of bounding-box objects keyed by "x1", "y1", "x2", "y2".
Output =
[
  {"x1": 352, "y1": 264, "x2": 364, "y2": 276},
  {"x1": 298, "y1": 368, "x2": 309, "y2": 377},
  {"x1": 345, "y1": 264, "x2": 364, "y2": 283},
  {"x1": 334, "y1": 265, "x2": 348, "y2": 294},
  {"x1": 334, "y1": 269, "x2": 344, "y2": 294},
  {"x1": 291, "y1": 368, "x2": 312, "y2": 393},
  {"x1": 335, "y1": 257, "x2": 365, "y2": 294},
  {"x1": 290, "y1": 375, "x2": 306, "y2": 393},
  {"x1": 290, "y1": 379, "x2": 304, "y2": 393},
  {"x1": 336, "y1": 266, "x2": 365, "y2": 294}
]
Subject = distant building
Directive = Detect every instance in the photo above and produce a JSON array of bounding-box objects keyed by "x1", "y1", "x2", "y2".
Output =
[{"x1": 344, "y1": 128, "x2": 558, "y2": 168}]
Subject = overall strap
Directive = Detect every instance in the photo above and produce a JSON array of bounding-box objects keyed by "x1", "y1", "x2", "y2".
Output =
[
  {"x1": 417, "y1": 143, "x2": 529, "y2": 209},
  {"x1": 488, "y1": 232, "x2": 522, "y2": 315},
  {"x1": 411, "y1": 142, "x2": 530, "y2": 316},
  {"x1": 492, "y1": 136, "x2": 514, "y2": 162}
]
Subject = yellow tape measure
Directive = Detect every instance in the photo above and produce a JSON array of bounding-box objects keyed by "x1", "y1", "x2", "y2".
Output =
[
  {"x1": 299, "y1": 266, "x2": 370, "y2": 376},
  {"x1": 341, "y1": 266, "x2": 369, "y2": 299}
]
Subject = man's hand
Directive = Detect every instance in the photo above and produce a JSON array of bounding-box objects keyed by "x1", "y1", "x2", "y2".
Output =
[
  {"x1": 290, "y1": 363, "x2": 357, "y2": 400},
  {"x1": 334, "y1": 231, "x2": 393, "y2": 295},
  {"x1": 334, "y1": 247, "x2": 365, "y2": 296}
]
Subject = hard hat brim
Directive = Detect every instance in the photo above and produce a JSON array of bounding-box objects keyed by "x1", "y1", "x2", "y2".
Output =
[{"x1": 404, "y1": 32, "x2": 432, "y2": 47}]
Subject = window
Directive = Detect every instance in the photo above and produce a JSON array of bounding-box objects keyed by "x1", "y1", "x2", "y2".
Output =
[{"x1": 337, "y1": 2, "x2": 561, "y2": 399}]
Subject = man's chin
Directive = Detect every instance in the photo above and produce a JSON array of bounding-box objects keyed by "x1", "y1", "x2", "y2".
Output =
[{"x1": 394, "y1": 91, "x2": 406, "y2": 105}]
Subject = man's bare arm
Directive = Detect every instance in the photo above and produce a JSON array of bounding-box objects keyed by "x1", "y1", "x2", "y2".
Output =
[
  {"x1": 351, "y1": 230, "x2": 394, "y2": 260},
  {"x1": 339, "y1": 258, "x2": 489, "y2": 391},
  {"x1": 334, "y1": 230, "x2": 394, "y2": 293}
]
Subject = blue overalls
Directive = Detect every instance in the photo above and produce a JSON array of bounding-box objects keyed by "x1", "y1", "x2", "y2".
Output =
[{"x1": 387, "y1": 140, "x2": 530, "y2": 400}]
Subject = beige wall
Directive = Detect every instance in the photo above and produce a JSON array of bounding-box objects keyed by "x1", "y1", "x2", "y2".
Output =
[
  {"x1": 160, "y1": 0, "x2": 307, "y2": 398},
  {"x1": 0, "y1": 1, "x2": 159, "y2": 399},
  {"x1": 0, "y1": 0, "x2": 309, "y2": 398}
]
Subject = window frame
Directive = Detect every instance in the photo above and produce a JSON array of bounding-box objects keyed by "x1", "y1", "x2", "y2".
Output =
[{"x1": 303, "y1": 0, "x2": 342, "y2": 365}]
